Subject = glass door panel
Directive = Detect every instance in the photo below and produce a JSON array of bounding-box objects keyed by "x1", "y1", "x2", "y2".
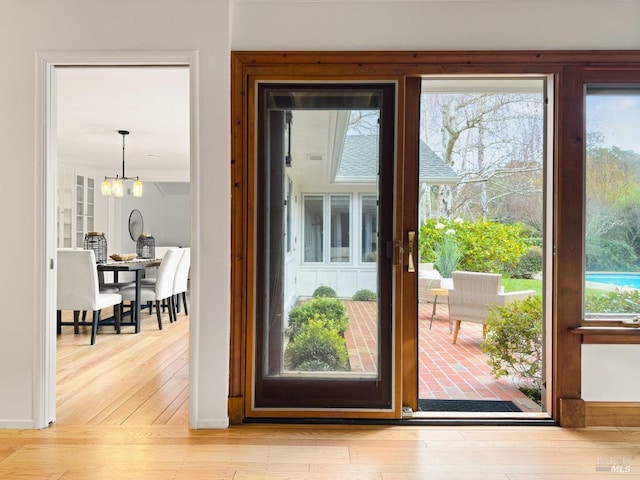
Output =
[{"x1": 254, "y1": 83, "x2": 395, "y2": 409}]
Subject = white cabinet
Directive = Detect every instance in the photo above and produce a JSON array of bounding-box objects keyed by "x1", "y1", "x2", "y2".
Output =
[{"x1": 58, "y1": 171, "x2": 95, "y2": 248}]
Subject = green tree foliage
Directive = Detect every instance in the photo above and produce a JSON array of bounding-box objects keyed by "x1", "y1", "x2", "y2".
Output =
[
  {"x1": 510, "y1": 245, "x2": 543, "y2": 279},
  {"x1": 482, "y1": 296, "x2": 542, "y2": 392},
  {"x1": 419, "y1": 217, "x2": 527, "y2": 274},
  {"x1": 586, "y1": 144, "x2": 640, "y2": 271},
  {"x1": 586, "y1": 238, "x2": 638, "y2": 271}
]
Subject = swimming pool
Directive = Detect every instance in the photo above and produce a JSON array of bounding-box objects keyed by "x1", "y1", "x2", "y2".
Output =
[{"x1": 585, "y1": 272, "x2": 640, "y2": 289}]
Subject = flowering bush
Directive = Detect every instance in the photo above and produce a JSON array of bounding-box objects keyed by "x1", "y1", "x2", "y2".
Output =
[{"x1": 419, "y1": 217, "x2": 527, "y2": 274}]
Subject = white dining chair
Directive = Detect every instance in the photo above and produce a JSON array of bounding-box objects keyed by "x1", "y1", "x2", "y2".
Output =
[
  {"x1": 57, "y1": 249, "x2": 123, "y2": 345},
  {"x1": 119, "y1": 248, "x2": 182, "y2": 330},
  {"x1": 172, "y1": 247, "x2": 190, "y2": 317}
]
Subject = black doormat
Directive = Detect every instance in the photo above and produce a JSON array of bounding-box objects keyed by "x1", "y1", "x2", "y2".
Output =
[{"x1": 418, "y1": 399, "x2": 521, "y2": 412}]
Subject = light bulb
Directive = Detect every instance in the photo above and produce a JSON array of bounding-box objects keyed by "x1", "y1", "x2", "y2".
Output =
[
  {"x1": 132, "y1": 178, "x2": 143, "y2": 197},
  {"x1": 113, "y1": 178, "x2": 124, "y2": 198},
  {"x1": 101, "y1": 179, "x2": 112, "y2": 196}
]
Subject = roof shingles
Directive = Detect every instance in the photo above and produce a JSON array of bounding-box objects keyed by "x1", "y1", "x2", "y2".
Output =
[{"x1": 336, "y1": 135, "x2": 459, "y2": 184}]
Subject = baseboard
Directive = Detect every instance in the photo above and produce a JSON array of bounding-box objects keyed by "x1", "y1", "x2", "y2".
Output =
[
  {"x1": 228, "y1": 396, "x2": 243, "y2": 425},
  {"x1": 586, "y1": 402, "x2": 640, "y2": 427},
  {"x1": 192, "y1": 417, "x2": 230, "y2": 429},
  {"x1": 0, "y1": 419, "x2": 36, "y2": 429},
  {"x1": 559, "y1": 398, "x2": 585, "y2": 428}
]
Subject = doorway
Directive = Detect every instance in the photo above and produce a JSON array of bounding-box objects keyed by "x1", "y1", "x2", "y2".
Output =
[
  {"x1": 415, "y1": 77, "x2": 550, "y2": 417},
  {"x1": 233, "y1": 67, "x2": 553, "y2": 422},
  {"x1": 42, "y1": 56, "x2": 194, "y2": 427}
]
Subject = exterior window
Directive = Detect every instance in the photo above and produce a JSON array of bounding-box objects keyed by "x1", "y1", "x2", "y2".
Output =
[
  {"x1": 330, "y1": 195, "x2": 350, "y2": 262},
  {"x1": 585, "y1": 86, "x2": 640, "y2": 319},
  {"x1": 303, "y1": 195, "x2": 323, "y2": 262},
  {"x1": 361, "y1": 195, "x2": 377, "y2": 263}
]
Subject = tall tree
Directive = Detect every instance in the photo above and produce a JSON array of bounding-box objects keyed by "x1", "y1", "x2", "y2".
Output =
[{"x1": 421, "y1": 90, "x2": 544, "y2": 227}]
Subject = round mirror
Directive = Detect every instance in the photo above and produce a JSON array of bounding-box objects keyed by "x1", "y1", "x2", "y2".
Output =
[{"x1": 128, "y1": 209, "x2": 144, "y2": 241}]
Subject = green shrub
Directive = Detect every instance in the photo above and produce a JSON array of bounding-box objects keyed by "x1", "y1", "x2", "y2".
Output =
[
  {"x1": 312, "y1": 285, "x2": 337, "y2": 298},
  {"x1": 585, "y1": 288, "x2": 640, "y2": 313},
  {"x1": 353, "y1": 289, "x2": 377, "y2": 301},
  {"x1": 284, "y1": 318, "x2": 349, "y2": 371},
  {"x1": 482, "y1": 295, "x2": 543, "y2": 394},
  {"x1": 419, "y1": 217, "x2": 527, "y2": 274},
  {"x1": 511, "y1": 245, "x2": 543, "y2": 279},
  {"x1": 296, "y1": 359, "x2": 334, "y2": 371},
  {"x1": 287, "y1": 297, "x2": 348, "y2": 339}
]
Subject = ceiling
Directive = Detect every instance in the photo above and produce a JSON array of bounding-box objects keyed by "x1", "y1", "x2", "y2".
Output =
[{"x1": 56, "y1": 66, "x2": 190, "y2": 183}]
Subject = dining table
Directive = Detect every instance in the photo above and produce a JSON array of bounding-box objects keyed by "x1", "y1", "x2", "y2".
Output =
[{"x1": 97, "y1": 258, "x2": 162, "y2": 333}]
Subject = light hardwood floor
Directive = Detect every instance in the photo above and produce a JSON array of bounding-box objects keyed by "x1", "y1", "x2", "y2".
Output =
[
  {"x1": 1, "y1": 308, "x2": 639, "y2": 478},
  {"x1": 56, "y1": 305, "x2": 189, "y2": 426}
]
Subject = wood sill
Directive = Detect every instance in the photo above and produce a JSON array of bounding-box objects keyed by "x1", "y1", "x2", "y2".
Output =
[{"x1": 571, "y1": 326, "x2": 640, "y2": 344}]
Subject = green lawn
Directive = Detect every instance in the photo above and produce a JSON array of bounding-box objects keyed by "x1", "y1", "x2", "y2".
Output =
[
  {"x1": 502, "y1": 278, "x2": 542, "y2": 296},
  {"x1": 502, "y1": 277, "x2": 614, "y2": 299}
]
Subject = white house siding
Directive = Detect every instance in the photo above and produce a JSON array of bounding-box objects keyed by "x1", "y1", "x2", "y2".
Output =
[{"x1": 297, "y1": 266, "x2": 377, "y2": 299}]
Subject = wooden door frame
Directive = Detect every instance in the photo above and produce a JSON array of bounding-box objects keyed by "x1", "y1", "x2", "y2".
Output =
[
  {"x1": 251, "y1": 82, "x2": 398, "y2": 412},
  {"x1": 230, "y1": 50, "x2": 640, "y2": 426}
]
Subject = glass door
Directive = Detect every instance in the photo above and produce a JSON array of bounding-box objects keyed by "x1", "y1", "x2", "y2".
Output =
[{"x1": 252, "y1": 83, "x2": 396, "y2": 410}]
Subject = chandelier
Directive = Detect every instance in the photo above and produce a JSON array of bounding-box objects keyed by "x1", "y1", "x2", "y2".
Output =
[{"x1": 101, "y1": 130, "x2": 143, "y2": 198}]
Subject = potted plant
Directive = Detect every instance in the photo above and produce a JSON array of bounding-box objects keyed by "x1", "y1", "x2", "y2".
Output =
[{"x1": 434, "y1": 231, "x2": 462, "y2": 289}]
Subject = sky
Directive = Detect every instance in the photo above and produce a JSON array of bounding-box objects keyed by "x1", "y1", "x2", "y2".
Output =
[{"x1": 586, "y1": 93, "x2": 640, "y2": 154}]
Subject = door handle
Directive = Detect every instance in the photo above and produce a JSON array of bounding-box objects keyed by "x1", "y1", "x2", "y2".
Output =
[{"x1": 407, "y1": 231, "x2": 416, "y2": 273}]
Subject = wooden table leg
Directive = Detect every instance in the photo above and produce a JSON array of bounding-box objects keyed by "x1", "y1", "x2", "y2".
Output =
[{"x1": 429, "y1": 295, "x2": 439, "y2": 329}]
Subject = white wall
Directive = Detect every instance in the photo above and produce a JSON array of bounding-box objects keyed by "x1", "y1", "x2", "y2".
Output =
[
  {"x1": 2, "y1": 0, "x2": 640, "y2": 429},
  {"x1": 232, "y1": 1, "x2": 640, "y2": 50},
  {"x1": 0, "y1": 0, "x2": 230, "y2": 428},
  {"x1": 119, "y1": 183, "x2": 190, "y2": 253},
  {"x1": 582, "y1": 345, "x2": 640, "y2": 401}
]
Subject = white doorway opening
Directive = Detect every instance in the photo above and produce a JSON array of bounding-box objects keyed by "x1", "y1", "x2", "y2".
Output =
[{"x1": 35, "y1": 51, "x2": 198, "y2": 428}]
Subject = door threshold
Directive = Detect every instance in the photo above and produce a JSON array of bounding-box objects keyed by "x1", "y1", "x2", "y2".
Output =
[
  {"x1": 402, "y1": 407, "x2": 554, "y2": 425},
  {"x1": 244, "y1": 413, "x2": 556, "y2": 427},
  {"x1": 410, "y1": 411, "x2": 551, "y2": 420}
]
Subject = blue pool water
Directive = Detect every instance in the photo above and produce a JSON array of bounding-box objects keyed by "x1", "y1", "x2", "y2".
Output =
[{"x1": 585, "y1": 273, "x2": 640, "y2": 289}]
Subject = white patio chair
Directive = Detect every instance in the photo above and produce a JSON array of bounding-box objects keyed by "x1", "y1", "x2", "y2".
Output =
[
  {"x1": 418, "y1": 262, "x2": 442, "y2": 304},
  {"x1": 57, "y1": 249, "x2": 123, "y2": 345},
  {"x1": 449, "y1": 271, "x2": 536, "y2": 344}
]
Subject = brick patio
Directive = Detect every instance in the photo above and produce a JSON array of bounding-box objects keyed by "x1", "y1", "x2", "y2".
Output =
[{"x1": 343, "y1": 300, "x2": 541, "y2": 413}]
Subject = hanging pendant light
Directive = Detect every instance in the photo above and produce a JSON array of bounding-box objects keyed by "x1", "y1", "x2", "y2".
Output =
[{"x1": 101, "y1": 130, "x2": 143, "y2": 197}]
